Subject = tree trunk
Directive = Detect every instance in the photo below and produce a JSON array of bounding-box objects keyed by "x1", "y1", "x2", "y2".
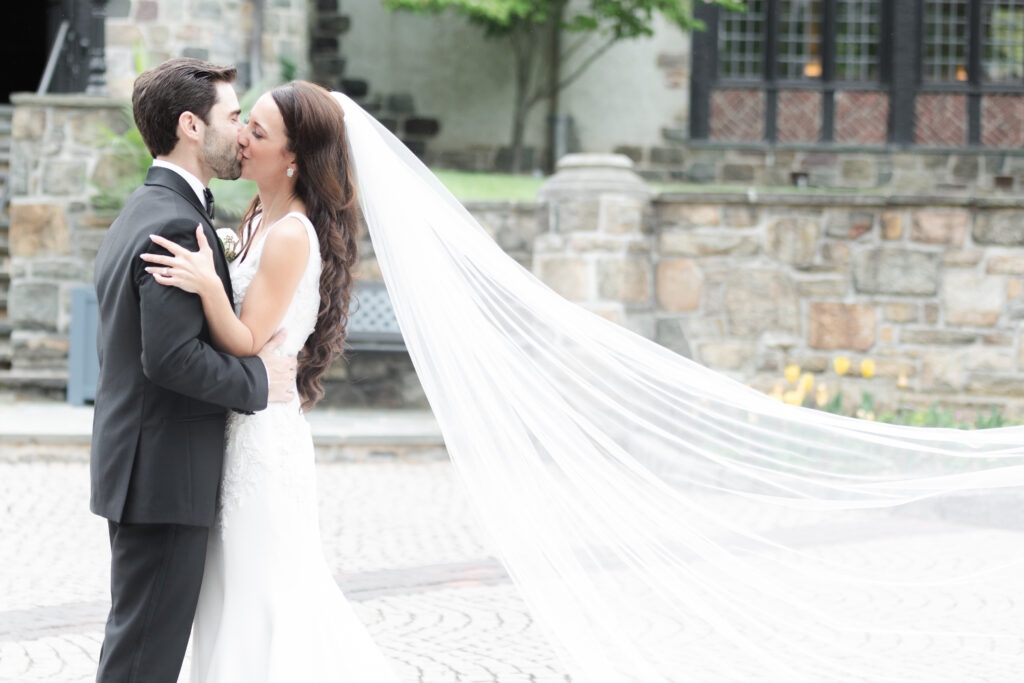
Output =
[
  {"x1": 508, "y1": 22, "x2": 538, "y2": 174},
  {"x1": 543, "y1": 1, "x2": 566, "y2": 174}
]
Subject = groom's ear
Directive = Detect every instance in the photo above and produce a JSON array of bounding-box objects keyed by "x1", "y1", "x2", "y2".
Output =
[{"x1": 176, "y1": 111, "x2": 203, "y2": 145}]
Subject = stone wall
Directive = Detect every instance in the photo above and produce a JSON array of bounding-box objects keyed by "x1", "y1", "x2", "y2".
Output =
[
  {"x1": 10, "y1": 136, "x2": 1024, "y2": 419},
  {"x1": 647, "y1": 192, "x2": 1024, "y2": 418},
  {"x1": 333, "y1": 164, "x2": 1024, "y2": 416},
  {"x1": 619, "y1": 141, "x2": 1024, "y2": 196},
  {"x1": 6, "y1": 94, "x2": 125, "y2": 388},
  {"x1": 103, "y1": 0, "x2": 310, "y2": 97},
  {"x1": 533, "y1": 157, "x2": 1024, "y2": 420}
]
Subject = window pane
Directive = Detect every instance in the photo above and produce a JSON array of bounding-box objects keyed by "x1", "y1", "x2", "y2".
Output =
[
  {"x1": 835, "y1": 0, "x2": 881, "y2": 81},
  {"x1": 778, "y1": 0, "x2": 823, "y2": 80},
  {"x1": 984, "y1": 0, "x2": 1024, "y2": 82},
  {"x1": 718, "y1": 1, "x2": 765, "y2": 79},
  {"x1": 923, "y1": 0, "x2": 968, "y2": 82}
]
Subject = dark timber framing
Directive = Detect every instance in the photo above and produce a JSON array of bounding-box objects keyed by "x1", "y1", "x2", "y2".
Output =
[
  {"x1": 44, "y1": 0, "x2": 108, "y2": 95},
  {"x1": 690, "y1": 0, "x2": 1024, "y2": 149}
]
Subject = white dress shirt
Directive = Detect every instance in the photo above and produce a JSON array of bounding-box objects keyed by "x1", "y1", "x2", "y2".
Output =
[{"x1": 152, "y1": 159, "x2": 209, "y2": 212}]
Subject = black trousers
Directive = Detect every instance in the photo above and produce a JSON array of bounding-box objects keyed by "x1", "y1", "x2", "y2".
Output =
[{"x1": 96, "y1": 521, "x2": 209, "y2": 683}]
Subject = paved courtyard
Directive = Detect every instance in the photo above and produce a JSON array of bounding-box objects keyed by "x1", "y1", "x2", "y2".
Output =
[
  {"x1": 1, "y1": 449, "x2": 1023, "y2": 682},
  {"x1": 0, "y1": 458, "x2": 571, "y2": 683}
]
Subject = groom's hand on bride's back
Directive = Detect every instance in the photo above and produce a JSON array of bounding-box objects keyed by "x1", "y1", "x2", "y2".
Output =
[{"x1": 258, "y1": 329, "x2": 298, "y2": 403}]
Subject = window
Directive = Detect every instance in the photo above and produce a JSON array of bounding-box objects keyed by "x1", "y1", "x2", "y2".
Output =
[
  {"x1": 835, "y1": 0, "x2": 881, "y2": 81},
  {"x1": 691, "y1": 0, "x2": 1024, "y2": 147},
  {"x1": 777, "y1": 0, "x2": 824, "y2": 80},
  {"x1": 718, "y1": 0, "x2": 764, "y2": 79},
  {"x1": 985, "y1": 0, "x2": 1024, "y2": 82},
  {"x1": 699, "y1": 0, "x2": 886, "y2": 144},
  {"x1": 923, "y1": 0, "x2": 968, "y2": 82}
]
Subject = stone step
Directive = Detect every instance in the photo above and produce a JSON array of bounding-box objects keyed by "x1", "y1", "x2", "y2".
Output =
[{"x1": 0, "y1": 369, "x2": 68, "y2": 402}]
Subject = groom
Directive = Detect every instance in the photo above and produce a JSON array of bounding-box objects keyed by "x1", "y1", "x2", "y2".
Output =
[{"x1": 90, "y1": 58, "x2": 296, "y2": 682}]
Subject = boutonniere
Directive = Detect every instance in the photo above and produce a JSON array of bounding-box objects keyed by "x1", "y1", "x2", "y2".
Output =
[{"x1": 216, "y1": 228, "x2": 240, "y2": 262}]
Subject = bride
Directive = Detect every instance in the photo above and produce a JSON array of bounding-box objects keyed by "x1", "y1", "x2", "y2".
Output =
[
  {"x1": 142, "y1": 81, "x2": 400, "y2": 681},
  {"x1": 144, "y1": 79, "x2": 1024, "y2": 682}
]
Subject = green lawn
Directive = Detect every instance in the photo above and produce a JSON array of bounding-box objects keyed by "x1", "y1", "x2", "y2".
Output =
[
  {"x1": 431, "y1": 169, "x2": 546, "y2": 201},
  {"x1": 430, "y1": 169, "x2": 898, "y2": 202}
]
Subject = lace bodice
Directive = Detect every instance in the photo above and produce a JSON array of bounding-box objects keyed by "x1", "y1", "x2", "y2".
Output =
[
  {"x1": 217, "y1": 211, "x2": 322, "y2": 531},
  {"x1": 228, "y1": 211, "x2": 322, "y2": 356}
]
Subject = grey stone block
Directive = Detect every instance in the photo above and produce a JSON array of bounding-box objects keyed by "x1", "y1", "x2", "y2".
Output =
[
  {"x1": 341, "y1": 79, "x2": 368, "y2": 98},
  {"x1": 313, "y1": 36, "x2": 339, "y2": 52},
  {"x1": 193, "y1": 1, "x2": 222, "y2": 19},
  {"x1": 974, "y1": 211, "x2": 1024, "y2": 245},
  {"x1": 10, "y1": 282, "x2": 59, "y2": 330},
  {"x1": 386, "y1": 93, "x2": 416, "y2": 115},
  {"x1": 613, "y1": 146, "x2": 643, "y2": 163},
  {"x1": 182, "y1": 47, "x2": 210, "y2": 61},
  {"x1": 951, "y1": 155, "x2": 980, "y2": 183},
  {"x1": 721, "y1": 163, "x2": 755, "y2": 182},
  {"x1": 655, "y1": 318, "x2": 692, "y2": 358},
  {"x1": 404, "y1": 117, "x2": 440, "y2": 137},
  {"x1": 106, "y1": 0, "x2": 131, "y2": 18},
  {"x1": 686, "y1": 162, "x2": 716, "y2": 183},
  {"x1": 650, "y1": 147, "x2": 684, "y2": 165},
  {"x1": 853, "y1": 247, "x2": 940, "y2": 295},
  {"x1": 402, "y1": 139, "x2": 427, "y2": 158}
]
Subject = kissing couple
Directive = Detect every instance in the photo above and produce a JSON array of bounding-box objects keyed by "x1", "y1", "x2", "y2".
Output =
[{"x1": 90, "y1": 58, "x2": 400, "y2": 681}]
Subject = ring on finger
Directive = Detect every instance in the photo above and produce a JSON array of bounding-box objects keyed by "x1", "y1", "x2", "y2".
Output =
[{"x1": 163, "y1": 267, "x2": 170, "y2": 277}]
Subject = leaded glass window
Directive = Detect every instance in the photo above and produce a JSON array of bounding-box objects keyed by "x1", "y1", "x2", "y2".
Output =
[
  {"x1": 777, "y1": 0, "x2": 824, "y2": 80},
  {"x1": 835, "y1": 0, "x2": 881, "y2": 81},
  {"x1": 718, "y1": 0, "x2": 764, "y2": 79},
  {"x1": 984, "y1": 0, "x2": 1024, "y2": 82},
  {"x1": 923, "y1": 0, "x2": 969, "y2": 82}
]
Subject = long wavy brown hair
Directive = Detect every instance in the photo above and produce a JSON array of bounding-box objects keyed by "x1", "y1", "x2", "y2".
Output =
[{"x1": 238, "y1": 81, "x2": 359, "y2": 409}]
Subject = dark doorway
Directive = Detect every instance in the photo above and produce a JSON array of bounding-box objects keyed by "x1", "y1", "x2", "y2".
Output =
[{"x1": 1, "y1": 4, "x2": 50, "y2": 103}]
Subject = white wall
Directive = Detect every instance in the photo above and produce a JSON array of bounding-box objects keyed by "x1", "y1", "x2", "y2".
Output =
[{"x1": 341, "y1": 2, "x2": 691, "y2": 158}]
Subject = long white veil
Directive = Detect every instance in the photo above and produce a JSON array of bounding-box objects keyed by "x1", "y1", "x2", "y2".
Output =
[{"x1": 332, "y1": 92, "x2": 1024, "y2": 681}]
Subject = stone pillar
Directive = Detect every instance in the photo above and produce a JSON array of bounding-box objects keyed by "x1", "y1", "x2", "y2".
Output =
[
  {"x1": 534, "y1": 154, "x2": 655, "y2": 337},
  {"x1": 8, "y1": 93, "x2": 125, "y2": 379}
]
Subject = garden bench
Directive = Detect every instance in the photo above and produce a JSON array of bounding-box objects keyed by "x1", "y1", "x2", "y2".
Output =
[{"x1": 66, "y1": 280, "x2": 404, "y2": 405}]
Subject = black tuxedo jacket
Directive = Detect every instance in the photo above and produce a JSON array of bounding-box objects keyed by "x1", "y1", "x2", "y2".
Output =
[{"x1": 90, "y1": 166, "x2": 268, "y2": 526}]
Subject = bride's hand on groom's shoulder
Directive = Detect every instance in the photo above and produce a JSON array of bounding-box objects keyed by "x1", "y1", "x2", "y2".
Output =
[{"x1": 141, "y1": 225, "x2": 220, "y2": 297}]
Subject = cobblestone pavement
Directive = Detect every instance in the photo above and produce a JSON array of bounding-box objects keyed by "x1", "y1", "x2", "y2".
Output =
[
  {"x1": 0, "y1": 460, "x2": 571, "y2": 683},
  {"x1": 2, "y1": 459, "x2": 1023, "y2": 682}
]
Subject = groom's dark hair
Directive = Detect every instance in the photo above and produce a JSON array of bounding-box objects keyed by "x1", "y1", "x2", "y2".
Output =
[{"x1": 132, "y1": 57, "x2": 237, "y2": 157}]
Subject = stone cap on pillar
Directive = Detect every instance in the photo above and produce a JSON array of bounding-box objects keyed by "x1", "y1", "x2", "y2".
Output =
[{"x1": 538, "y1": 153, "x2": 653, "y2": 203}]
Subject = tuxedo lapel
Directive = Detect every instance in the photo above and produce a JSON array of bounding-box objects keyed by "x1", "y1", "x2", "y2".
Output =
[{"x1": 144, "y1": 166, "x2": 235, "y2": 301}]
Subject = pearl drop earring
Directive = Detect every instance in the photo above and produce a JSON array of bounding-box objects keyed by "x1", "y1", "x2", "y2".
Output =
[{"x1": 286, "y1": 167, "x2": 294, "y2": 178}]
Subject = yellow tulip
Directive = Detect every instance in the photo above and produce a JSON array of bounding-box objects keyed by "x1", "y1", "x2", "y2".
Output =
[
  {"x1": 784, "y1": 364, "x2": 801, "y2": 384},
  {"x1": 833, "y1": 357, "x2": 850, "y2": 376},
  {"x1": 783, "y1": 390, "x2": 803, "y2": 406},
  {"x1": 815, "y1": 383, "x2": 829, "y2": 408},
  {"x1": 799, "y1": 372, "x2": 814, "y2": 393},
  {"x1": 860, "y1": 358, "x2": 876, "y2": 379},
  {"x1": 770, "y1": 384, "x2": 784, "y2": 401}
]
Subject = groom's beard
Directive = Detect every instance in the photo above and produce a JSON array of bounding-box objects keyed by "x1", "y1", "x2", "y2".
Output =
[{"x1": 201, "y1": 134, "x2": 242, "y2": 181}]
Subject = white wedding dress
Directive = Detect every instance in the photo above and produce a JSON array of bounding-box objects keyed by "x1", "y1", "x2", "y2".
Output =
[{"x1": 188, "y1": 211, "x2": 401, "y2": 682}]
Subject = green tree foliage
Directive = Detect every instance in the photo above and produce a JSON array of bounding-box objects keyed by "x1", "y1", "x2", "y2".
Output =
[{"x1": 383, "y1": 0, "x2": 744, "y2": 172}]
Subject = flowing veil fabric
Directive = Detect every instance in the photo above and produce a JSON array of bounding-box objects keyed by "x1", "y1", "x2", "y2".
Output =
[{"x1": 331, "y1": 92, "x2": 1024, "y2": 681}]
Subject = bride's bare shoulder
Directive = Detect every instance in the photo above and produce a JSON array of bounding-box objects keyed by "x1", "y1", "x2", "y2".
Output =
[{"x1": 262, "y1": 216, "x2": 310, "y2": 268}]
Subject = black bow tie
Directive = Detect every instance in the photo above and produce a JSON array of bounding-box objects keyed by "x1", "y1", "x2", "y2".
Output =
[{"x1": 203, "y1": 187, "x2": 215, "y2": 220}]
